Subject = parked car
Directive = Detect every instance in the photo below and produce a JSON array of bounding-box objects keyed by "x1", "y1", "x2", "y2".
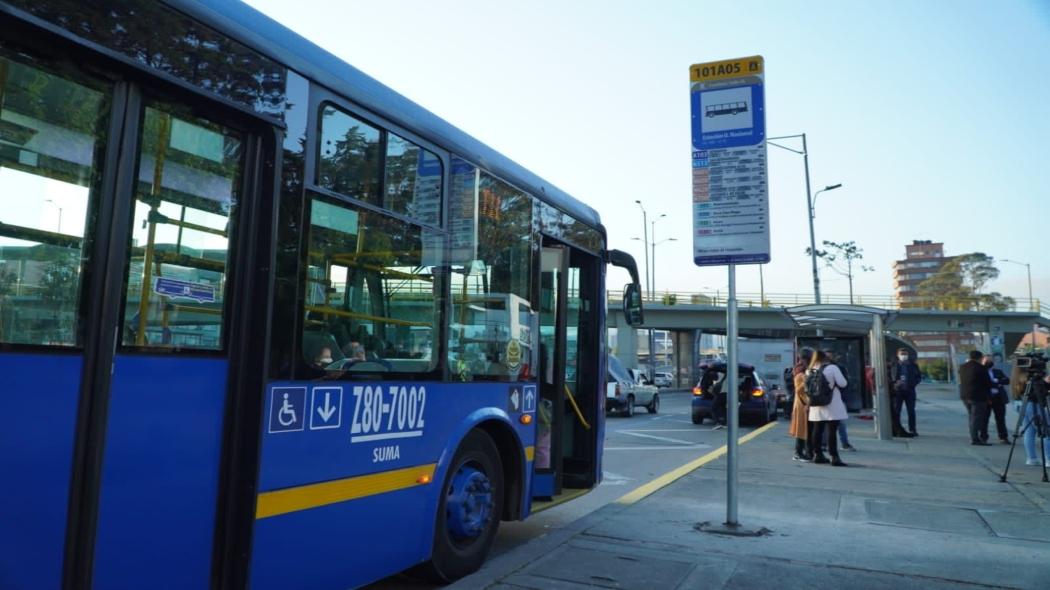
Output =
[
  {"x1": 607, "y1": 355, "x2": 659, "y2": 417},
  {"x1": 626, "y1": 368, "x2": 649, "y2": 386},
  {"x1": 691, "y1": 362, "x2": 777, "y2": 425},
  {"x1": 653, "y1": 371, "x2": 674, "y2": 388}
]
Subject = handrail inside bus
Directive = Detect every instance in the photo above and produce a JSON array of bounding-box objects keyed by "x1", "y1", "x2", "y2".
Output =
[
  {"x1": 564, "y1": 384, "x2": 591, "y2": 430},
  {"x1": 304, "y1": 304, "x2": 429, "y2": 327}
]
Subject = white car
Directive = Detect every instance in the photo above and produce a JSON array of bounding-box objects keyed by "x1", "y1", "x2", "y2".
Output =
[
  {"x1": 653, "y1": 372, "x2": 674, "y2": 388},
  {"x1": 606, "y1": 355, "x2": 659, "y2": 417}
]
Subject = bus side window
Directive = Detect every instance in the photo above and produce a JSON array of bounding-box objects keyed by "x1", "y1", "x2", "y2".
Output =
[
  {"x1": 0, "y1": 55, "x2": 111, "y2": 347},
  {"x1": 299, "y1": 195, "x2": 442, "y2": 378},
  {"x1": 119, "y1": 105, "x2": 243, "y2": 351},
  {"x1": 448, "y1": 171, "x2": 536, "y2": 382}
]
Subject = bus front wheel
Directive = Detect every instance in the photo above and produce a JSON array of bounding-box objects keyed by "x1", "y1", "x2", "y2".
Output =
[{"x1": 417, "y1": 429, "x2": 504, "y2": 583}]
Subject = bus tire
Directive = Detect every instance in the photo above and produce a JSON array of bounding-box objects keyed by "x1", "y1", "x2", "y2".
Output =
[{"x1": 416, "y1": 429, "x2": 504, "y2": 583}]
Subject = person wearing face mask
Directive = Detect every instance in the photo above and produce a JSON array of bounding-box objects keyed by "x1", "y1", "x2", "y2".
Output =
[
  {"x1": 890, "y1": 348, "x2": 922, "y2": 437},
  {"x1": 981, "y1": 355, "x2": 1010, "y2": 444}
]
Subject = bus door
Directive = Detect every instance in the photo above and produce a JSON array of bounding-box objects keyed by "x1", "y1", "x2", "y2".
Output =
[
  {"x1": 533, "y1": 243, "x2": 601, "y2": 500},
  {"x1": 88, "y1": 97, "x2": 258, "y2": 589},
  {"x1": 0, "y1": 44, "x2": 262, "y2": 589},
  {"x1": 534, "y1": 246, "x2": 568, "y2": 497}
]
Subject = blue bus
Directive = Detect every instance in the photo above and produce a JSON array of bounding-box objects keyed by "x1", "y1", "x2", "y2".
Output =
[{"x1": 0, "y1": 1, "x2": 644, "y2": 588}]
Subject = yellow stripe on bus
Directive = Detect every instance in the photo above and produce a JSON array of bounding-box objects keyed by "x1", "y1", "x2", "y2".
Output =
[
  {"x1": 256, "y1": 463, "x2": 437, "y2": 519},
  {"x1": 525, "y1": 446, "x2": 535, "y2": 461}
]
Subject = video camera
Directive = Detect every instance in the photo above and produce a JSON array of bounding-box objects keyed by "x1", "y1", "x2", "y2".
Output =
[{"x1": 1016, "y1": 353, "x2": 1048, "y2": 378}]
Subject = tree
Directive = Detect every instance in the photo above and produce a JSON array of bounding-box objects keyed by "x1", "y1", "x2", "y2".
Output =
[
  {"x1": 917, "y1": 253, "x2": 1015, "y2": 311},
  {"x1": 955, "y1": 253, "x2": 998, "y2": 295},
  {"x1": 805, "y1": 240, "x2": 873, "y2": 304}
]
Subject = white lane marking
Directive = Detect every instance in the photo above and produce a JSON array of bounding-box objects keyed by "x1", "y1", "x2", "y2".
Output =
[
  {"x1": 614, "y1": 429, "x2": 708, "y2": 433},
  {"x1": 605, "y1": 444, "x2": 713, "y2": 451},
  {"x1": 617, "y1": 431, "x2": 697, "y2": 445},
  {"x1": 601, "y1": 471, "x2": 634, "y2": 486}
]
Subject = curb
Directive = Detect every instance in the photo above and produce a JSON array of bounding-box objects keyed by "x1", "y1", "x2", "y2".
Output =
[{"x1": 448, "y1": 421, "x2": 779, "y2": 589}]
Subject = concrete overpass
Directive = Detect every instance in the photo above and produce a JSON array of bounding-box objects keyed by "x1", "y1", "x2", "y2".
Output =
[{"x1": 609, "y1": 299, "x2": 1050, "y2": 378}]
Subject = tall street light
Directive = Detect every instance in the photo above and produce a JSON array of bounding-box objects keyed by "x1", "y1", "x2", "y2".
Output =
[
  {"x1": 808, "y1": 183, "x2": 842, "y2": 304},
  {"x1": 634, "y1": 200, "x2": 650, "y2": 300},
  {"x1": 650, "y1": 213, "x2": 668, "y2": 295},
  {"x1": 1001, "y1": 258, "x2": 1037, "y2": 353},
  {"x1": 767, "y1": 134, "x2": 841, "y2": 305},
  {"x1": 1001, "y1": 259, "x2": 1033, "y2": 311},
  {"x1": 45, "y1": 198, "x2": 63, "y2": 234},
  {"x1": 634, "y1": 199, "x2": 655, "y2": 380},
  {"x1": 651, "y1": 237, "x2": 677, "y2": 297}
]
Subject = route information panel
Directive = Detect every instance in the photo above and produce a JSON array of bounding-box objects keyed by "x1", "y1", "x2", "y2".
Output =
[{"x1": 690, "y1": 56, "x2": 770, "y2": 266}]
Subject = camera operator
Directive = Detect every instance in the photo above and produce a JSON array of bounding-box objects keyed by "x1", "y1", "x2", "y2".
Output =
[{"x1": 1010, "y1": 361, "x2": 1050, "y2": 467}]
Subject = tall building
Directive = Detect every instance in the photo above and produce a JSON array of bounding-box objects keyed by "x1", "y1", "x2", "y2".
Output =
[
  {"x1": 892, "y1": 240, "x2": 948, "y2": 306},
  {"x1": 892, "y1": 240, "x2": 977, "y2": 360}
]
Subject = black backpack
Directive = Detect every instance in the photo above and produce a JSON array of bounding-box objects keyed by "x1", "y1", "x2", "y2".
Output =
[{"x1": 805, "y1": 367, "x2": 834, "y2": 407}]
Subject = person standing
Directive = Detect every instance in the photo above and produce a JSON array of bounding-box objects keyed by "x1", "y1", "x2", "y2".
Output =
[
  {"x1": 982, "y1": 355, "x2": 1010, "y2": 444},
  {"x1": 824, "y1": 351, "x2": 855, "y2": 451},
  {"x1": 808, "y1": 349, "x2": 849, "y2": 466},
  {"x1": 1011, "y1": 367, "x2": 1050, "y2": 467},
  {"x1": 890, "y1": 348, "x2": 922, "y2": 437},
  {"x1": 788, "y1": 348, "x2": 814, "y2": 461},
  {"x1": 958, "y1": 350, "x2": 994, "y2": 446}
]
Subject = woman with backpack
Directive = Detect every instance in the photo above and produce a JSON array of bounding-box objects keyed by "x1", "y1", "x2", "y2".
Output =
[
  {"x1": 788, "y1": 348, "x2": 814, "y2": 461},
  {"x1": 807, "y1": 349, "x2": 849, "y2": 466}
]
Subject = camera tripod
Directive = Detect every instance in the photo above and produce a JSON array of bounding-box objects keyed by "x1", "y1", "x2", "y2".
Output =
[{"x1": 1000, "y1": 376, "x2": 1049, "y2": 483}]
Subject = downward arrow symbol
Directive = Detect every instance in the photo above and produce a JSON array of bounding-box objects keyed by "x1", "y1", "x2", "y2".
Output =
[{"x1": 317, "y1": 392, "x2": 337, "y2": 422}]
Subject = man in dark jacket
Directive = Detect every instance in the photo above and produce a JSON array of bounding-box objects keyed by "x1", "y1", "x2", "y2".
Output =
[
  {"x1": 959, "y1": 350, "x2": 994, "y2": 445},
  {"x1": 891, "y1": 348, "x2": 923, "y2": 437},
  {"x1": 981, "y1": 355, "x2": 1010, "y2": 444}
]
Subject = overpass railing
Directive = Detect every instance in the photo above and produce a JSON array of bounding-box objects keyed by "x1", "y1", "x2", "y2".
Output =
[{"x1": 608, "y1": 290, "x2": 1047, "y2": 316}]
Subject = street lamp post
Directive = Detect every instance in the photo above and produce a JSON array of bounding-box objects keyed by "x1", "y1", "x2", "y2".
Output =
[
  {"x1": 767, "y1": 134, "x2": 841, "y2": 305},
  {"x1": 652, "y1": 237, "x2": 677, "y2": 297},
  {"x1": 45, "y1": 199, "x2": 63, "y2": 234},
  {"x1": 1001, "y1": 259, "x2": 1034, "y2": 311},
  {"x1": 649, "y1": 213, "x2": 667, "y2": 295},
  {"x1": 808, "y1": 182, "x2": 842, "y2": 303},
  {"x1": 1002, "y1": 259, "x2": 1037, "y2": 352},
  {"x1": 635, "y1": 200, "x2": 655, "y2": 381},
  {"x1": 634, "y1": 200, "x2": 650, "y2": 300}
]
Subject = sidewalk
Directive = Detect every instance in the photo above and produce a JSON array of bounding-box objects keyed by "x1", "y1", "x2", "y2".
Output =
[{"x1": 451, "y1": 385, "x2": 1050, "y2": 589}]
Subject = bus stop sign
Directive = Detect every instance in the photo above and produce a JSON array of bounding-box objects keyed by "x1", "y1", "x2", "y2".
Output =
[{"x1": 690, "y1": 56, "x2": 769, "y2": 266}]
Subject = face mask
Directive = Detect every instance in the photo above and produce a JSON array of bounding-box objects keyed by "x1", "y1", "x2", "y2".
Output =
[
  {"x1": 983, "y1": 361, "x2": 993, "y2": 368},
  {"x1": 320, "y1": 356, "x2": 333, "y2": 364},
  {"x1": 898, "y1": 355, "x2": 908, "y2": 362}
]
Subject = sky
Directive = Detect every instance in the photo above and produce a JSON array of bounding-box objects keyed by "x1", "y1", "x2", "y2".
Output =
[{"x1": 244, "y1": 0, "x2": 1050, "y2": 304}]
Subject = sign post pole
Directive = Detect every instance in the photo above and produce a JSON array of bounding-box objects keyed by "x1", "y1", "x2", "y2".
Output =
[
  {"x1": 690, "y1": 56, "x2": 768, "y2": 533},
  {"x1": 725, "y1": 264, "x2": 739, "y2": 525}
]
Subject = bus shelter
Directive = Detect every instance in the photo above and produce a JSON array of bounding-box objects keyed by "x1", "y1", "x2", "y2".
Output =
[{"x1": 783, "y1": 304, "x2": 897, "y2": 441}]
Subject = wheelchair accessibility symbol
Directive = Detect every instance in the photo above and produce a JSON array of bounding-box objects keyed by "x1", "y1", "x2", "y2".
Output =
[{"x1": 268, "y1": 387, "x2": 306, "y2": 433}]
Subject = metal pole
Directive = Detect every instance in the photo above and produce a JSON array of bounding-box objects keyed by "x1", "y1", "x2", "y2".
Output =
[
  {"x1": 650, "y1": 224, "x2": 657, "y2": 380},
  {"x1": 651, "y1": 221, "x2": 657, "y2": 297},
  {"x1": 641, "y1": 208, "x2": 650, "y2": 299},
  {"x1": 725, "y1": 264, "x2": 739, "y2": 525},
  {"x1": 871, "y1": 313, "x2": 892, "y2": 440},
  {"x1": 759, "y1": 264, "x2": 765, "y2": 307},
  {"x1": 802, "y1": 133, "x2": 821, "y2": 305}
]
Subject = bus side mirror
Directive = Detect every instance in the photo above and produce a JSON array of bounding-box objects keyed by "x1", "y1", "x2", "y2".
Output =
[{"x1": 623, "y1": 283, "x2": 644, "y2": 327}]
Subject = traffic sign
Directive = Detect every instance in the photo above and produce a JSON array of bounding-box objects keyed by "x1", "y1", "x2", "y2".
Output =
[
  {"x1": 153, "y1": 276, "x2": 216, "y2": 303},
  {"x1": 690, "y1": 56, "x2": 769, "y2": 266},
  {"x1": 268, "y1": 387, "x2": 306, "y2": 433},
  {"x1": 310, "y1": 386, "x2": 343, "y2": 430},
  {"x1": 523, "y1": 385, "x2": 537, "y2": 414}
]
